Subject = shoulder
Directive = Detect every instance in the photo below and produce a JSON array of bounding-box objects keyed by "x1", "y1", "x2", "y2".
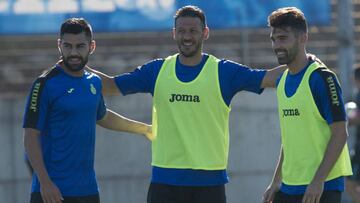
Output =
[
  {"x1": 218, "y1": 59, "x2": 266, "y2": 79},
  {"x1": 26, "y1": 66, "x2": 60, "y2": 105},
  {"x1": 218, "y1": 59, "x2": 252, "y2": 76},
  {"x1": 218, "y1": 59, "x2": 251, "y2": 69},
  {"x1": 143, "y1": 58, "x2": 165, "y2": 69},
  {"x1": 31, "y1": 66, "x2": 61, "y2": 89},
  {"x1": 83, "y1": 71, "x2": 104, "y2": 92},
  {"x1": 310, "y1": 67, "x2": 343, "y2": 107},
  {"x1": 86, "y1": 70, "x2": 102, "y2": 83},
  {"x1": 310, "y1": 67, "x2": 339, "y2": 87},
  {"x1": 85, "y1": 70, "x2": 101, "y2": 81},
  {"x1": 39, "y1": 66, "x2": 62, "y2": 80},
  {"x1": 133, "y1": 58, "x2": 165, "y2": 75}
]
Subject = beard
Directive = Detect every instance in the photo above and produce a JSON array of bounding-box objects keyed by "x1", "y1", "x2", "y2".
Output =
[
  {"x1": 177, "y1": 40, "x2": 202, "y2": 57},
  {"x1": 274, "y1": 43, "x2": 298, "y2": 65},
  {"x1": 62, "y1": 54, "x2": 89, "y2": 72}
]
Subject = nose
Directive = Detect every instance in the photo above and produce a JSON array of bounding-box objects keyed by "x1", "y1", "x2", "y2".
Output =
[
  {"x1": 69, "y1": 51, "x2": 81, "y2": 59},
  {"x1": 272, "y1": 40, "x2": 281, "y2": 50},
  {"x1": 182, "y1": 31, "x2": 192, "y2": 40},
  {"x1": 68, "y1": 47, "x2": 80, "y2": 57}
]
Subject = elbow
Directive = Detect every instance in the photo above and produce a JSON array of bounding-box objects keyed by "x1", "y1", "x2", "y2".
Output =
[
  {"x1": 333, "y1": 130, "x2": 348, "y2": 145},
  {"x1": 23, "y1": 128, "x2": 41, "y2": 151},
  {"x1": 24, "y1": 132, "x2": 33, "y2": 145},
  {"x1": 23, "y1": 134, "x2": 32, "y2": 153},
  {"x1": 330, "y1": 121, "x2": 348, "y2": 141}
]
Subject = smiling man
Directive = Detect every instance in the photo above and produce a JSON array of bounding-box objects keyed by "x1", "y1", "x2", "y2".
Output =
[
  {"x1": 262, "y1": 7, "x2": 352, "y2": 203},
  {"x1": 89, "y1": 5, "x2": 286, "y2": 203},
  {"x1": 23, "y1": 18, "x2": 153, "y2": 203}
]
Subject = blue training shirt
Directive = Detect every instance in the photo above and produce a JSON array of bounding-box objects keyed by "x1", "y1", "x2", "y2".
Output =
[
  {"x1": 23, "y1": 65, "x2": 106, "y2": 196},
  {"x1": 115, "y1": 54, "x2": 266, "y2": 186},
  {"x1": 275, "y1": 59, "x2": 347, "y2": 194}
]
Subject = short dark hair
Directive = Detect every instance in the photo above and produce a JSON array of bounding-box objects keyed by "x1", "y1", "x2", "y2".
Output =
[
  {"x1": 268, "y1": 7, "x2": 307, "y2": 33},
  {"x1": 354, "y1": 64, "x2": 360, "y2": 80},
  {"x1": 60, "y1": 18, "x2": 93, "y2": 41},
  {"x1": 174, "y1": 5, "x2": 206, "y2": 28}
]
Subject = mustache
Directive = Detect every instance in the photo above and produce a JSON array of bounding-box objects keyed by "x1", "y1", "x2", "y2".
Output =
[
  {"x1": 181, "y1": 40, "x2": 193, "y2": 44},
  {"x1": 274, "y1": 49, "x2": 288, "y2": 54},
  {"x1": 67, "y1": 56, "x2": 82, "y2": 60}
]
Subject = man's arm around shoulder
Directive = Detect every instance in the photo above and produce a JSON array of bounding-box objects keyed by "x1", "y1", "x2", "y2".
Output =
[
  {"x1": 261, "y1": 65, "x2": 286, "y2": 88},
  {"x1": 86, "y1": 66, "x2": 121, "y2": 96}
]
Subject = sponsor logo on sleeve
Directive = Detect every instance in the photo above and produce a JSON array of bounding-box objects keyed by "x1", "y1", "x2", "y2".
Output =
[{"x1": 30, "y1": 82, "x2": 41, "y2": 112}]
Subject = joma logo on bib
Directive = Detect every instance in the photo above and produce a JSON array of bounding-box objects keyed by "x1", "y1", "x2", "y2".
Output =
[
  {"x1": 169, "y1": 94, "x2": 200, "y2": 103},
  {"x1": 282, "y1": 108, "x2": 300, "y2": 117}
]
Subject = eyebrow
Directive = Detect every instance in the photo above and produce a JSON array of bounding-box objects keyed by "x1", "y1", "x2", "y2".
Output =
[{"x1": 62, "y1": 42, "x2": 87, "y2": 46}]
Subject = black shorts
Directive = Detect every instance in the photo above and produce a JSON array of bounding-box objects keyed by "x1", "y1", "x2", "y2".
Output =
[
  {"x1": 147, "y1": 183, "x2": 226, "y2": 203},
  {"x1": 30, "y1": 192, "x2": 100, "y2": 203},
  {"x1": 273, "y1": 190, "x2": 341, "y2": 203}
]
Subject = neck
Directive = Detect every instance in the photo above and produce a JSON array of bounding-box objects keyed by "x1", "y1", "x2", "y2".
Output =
[
  {"x1": 60, "y1": 63, "x2": 84, "y2": 77},
  {"x1": 287, "y1": 51, "x2": 309, "y2": 74},
  {"x1": 178, "y1": 52, "x2": 203, "y2": 66}
]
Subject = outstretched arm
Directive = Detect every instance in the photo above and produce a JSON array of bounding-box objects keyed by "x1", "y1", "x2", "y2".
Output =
[
  {"x1": 261, "y1": 65, "x2": 286, "y2": 88},
  {"x1": 97, "y1": 109, "x2": 154, "y2": 141},
  {"x1": 86, "y1": 66, "x2": 121, "y2": 96}
]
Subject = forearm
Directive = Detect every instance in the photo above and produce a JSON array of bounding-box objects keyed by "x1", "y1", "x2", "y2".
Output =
[
  {"x1": 271, "y1": 147, "x2": 283, "y2": 186},
  {"x1": 261, "y1": 65, "x2": 286, "y2": 88},
  {"x1": 24, "y1": 129, "x2": 51, "y2": 184},
  {"x1": 97, "y1": 109, "x2": 150, "y2": 135},
  {"x1": 311, "y1": 121, "x2": 348, "y2": 183}
]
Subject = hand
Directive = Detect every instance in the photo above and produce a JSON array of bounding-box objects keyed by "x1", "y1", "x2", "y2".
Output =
[
  {"x1": 262, "y1": 182, "x2": 280, "y2": 203},
  {"x1": 302, "y1": 180, "x2": 324, "y2": 203},
  {"x1": 144, "y1": 125, "x2": 155, "y2": 141},
  {"x1": 40, "y1": 180, "x2": 63, "y2": 203}
]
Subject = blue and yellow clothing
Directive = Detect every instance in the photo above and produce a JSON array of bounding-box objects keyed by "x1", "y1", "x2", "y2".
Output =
[
  {"x1": 152, "y1": 54, "x2": 230, "y2": 170},
  {"x1": 276, "y1": 58, "x2": 350, "y2": 194},
  {"x1": 115, "y1": 54, "x2": 266, "y2": 186},
  {"x1": 23, "y1": 65, "x2": 106, "y2": 196}
]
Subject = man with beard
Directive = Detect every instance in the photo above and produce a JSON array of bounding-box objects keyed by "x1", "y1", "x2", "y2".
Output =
[
  {"x1": 23, "y1": 18, "x2": 153, "y2": 203},
  {"x1": 88, "y1": 5, "x2": 287, "y2": 203},
  {"x1": 262, "y1": 7, "x2": 352, "y2": 203}
]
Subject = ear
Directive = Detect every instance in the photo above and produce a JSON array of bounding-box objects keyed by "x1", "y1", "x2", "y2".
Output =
[
  {"x1": 203, "y1": 26, "x2": 209, "y2": 40},
  {"x1": 89, "y1": 40, "x2": 96, "y2": 54},
  {"x1": 172, "y1": 28, "x2": 176, "y2": 40},
  {"x1": 300, "y1": 32, "x2": 308, "y2": 44},
  {"x1": 57, "y1": 39, "x2": 62, "y2": 53}
]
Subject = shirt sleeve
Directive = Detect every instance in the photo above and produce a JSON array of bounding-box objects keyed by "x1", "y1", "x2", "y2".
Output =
[
  {"x1": 114, "y1": 59, "x2": 164, "y2": 96},
  {"x1": 218, "y1": 60, "x2": 266, "y2": 105},
  {"x1": 23, "y1": 78, "x2": 50, "y2": 131},
  {"x1": 96, "y1": 94, "x2": 107, "y2": 121},
  {"x1": 309, "y1": 69, "x2": 347, "y2": 124}
]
